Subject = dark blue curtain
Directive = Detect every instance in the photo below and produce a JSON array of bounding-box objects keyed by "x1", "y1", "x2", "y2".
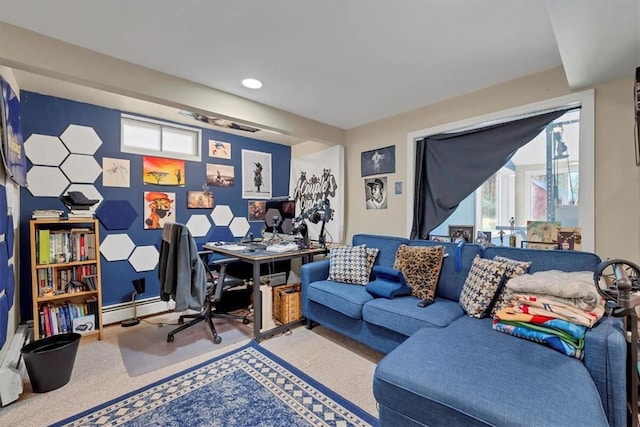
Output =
[{"x1": 410, "y1": 109, "x2": 571, "y2": 239}]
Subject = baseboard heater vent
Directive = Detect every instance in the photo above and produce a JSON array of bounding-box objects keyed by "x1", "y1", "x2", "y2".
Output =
[{"x1": 102, "y1": 297, "x2": 174, "y2": 325}]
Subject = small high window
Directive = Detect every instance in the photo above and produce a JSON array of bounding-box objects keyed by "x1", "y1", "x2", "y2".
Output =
[{"x1": 121, "y1": 114, "x2": 201, "y2": 161}]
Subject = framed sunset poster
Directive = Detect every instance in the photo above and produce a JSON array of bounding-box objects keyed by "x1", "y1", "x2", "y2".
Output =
[{"x1": 143, "y1": 156, "x2": 185, "y2": 186}]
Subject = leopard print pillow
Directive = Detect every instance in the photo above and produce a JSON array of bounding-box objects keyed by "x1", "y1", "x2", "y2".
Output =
[{"x1": 393, "y1": 245, "x2": 444, "y2": 300}]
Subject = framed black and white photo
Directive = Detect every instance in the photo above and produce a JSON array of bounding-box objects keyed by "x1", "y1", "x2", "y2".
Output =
[
  {"x1": 448, "y1": 225, "x2": 474, "y2": 243},
  {"x1": 361, "y1": 145, "x2": 395, "y2": 177},
  {"x1": 241, "y1": 149, "x2": 272, "y2": 199}
]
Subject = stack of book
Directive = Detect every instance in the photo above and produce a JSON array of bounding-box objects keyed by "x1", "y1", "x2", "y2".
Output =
[
  {"x1": 66, "y1": 210, "x2": 94, "y2": 218},
  {"x1": 32, "y1": 209, "x2": 63, "y2": 219}
]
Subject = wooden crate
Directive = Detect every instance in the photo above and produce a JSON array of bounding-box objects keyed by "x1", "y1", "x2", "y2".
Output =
[{"x1": 272, "y1": 284, "x2": 301, "y2": 324}]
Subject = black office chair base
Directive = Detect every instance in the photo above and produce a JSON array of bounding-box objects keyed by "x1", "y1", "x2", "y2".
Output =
[{"x1": 167, "y1": 308, "x2": 223, "y2": 344}]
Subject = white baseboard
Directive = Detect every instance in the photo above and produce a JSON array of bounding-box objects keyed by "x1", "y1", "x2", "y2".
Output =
[{"x1": 102, "y1": 297, "x2": 175, "y2": 325}]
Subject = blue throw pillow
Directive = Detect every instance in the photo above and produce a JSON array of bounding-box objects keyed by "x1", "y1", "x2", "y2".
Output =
[{"x1": 366, "y1": 266, "x2": 412, "y2": 299}]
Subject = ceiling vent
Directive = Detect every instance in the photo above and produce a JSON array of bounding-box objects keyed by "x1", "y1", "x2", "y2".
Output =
[{"x1": 179, "y1": 111, "x2": 260, "y2": 133}]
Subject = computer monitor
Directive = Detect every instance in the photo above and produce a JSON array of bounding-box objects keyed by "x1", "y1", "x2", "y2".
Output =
[{"x1": 263, "y1": 199, "x2": 296, "y2": 236}]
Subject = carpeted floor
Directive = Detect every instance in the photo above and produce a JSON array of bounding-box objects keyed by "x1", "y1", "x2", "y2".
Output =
[
  {"x1": 2, "y1": 313, "x2": 384, "y2": 426},
  {"x1": 118, "y1": 315, "x2": 252, "y2": 376},
  {"x1": 53, "y1": 341, "x2": 378, "y2": 426}
]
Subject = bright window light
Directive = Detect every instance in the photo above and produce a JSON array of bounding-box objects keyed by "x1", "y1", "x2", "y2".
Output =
[{"x1": 242, "y1": 78, "x2": 263, "y2": 89}]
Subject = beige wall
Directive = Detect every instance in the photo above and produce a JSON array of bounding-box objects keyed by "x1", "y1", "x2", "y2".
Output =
[{"x1": 344, "y1": 66, "x2": 640, "y2": 262}]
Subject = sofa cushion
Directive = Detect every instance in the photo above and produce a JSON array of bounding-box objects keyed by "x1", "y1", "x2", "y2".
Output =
[
  {"x1": 353, "y1": 234, "x2": 409, "y2": 267},
  {"x1": 393, "y1": 244, "x2": 444, "y2": 300},
  {"x1": 459, "y1": 256, "x2": 507, "y2": 318},
  {"x1": 307, "y1": 280, "x2": 373, "y2": 319},
  {"x1": 491, "y1": 255, "x2": 532, "y2": 314},
  {"x1": 365, "y1": 265, "x2": 412, "y2": 299},
  {"x1": 373, "y1": 317, "x2": 609, "y2": 427},
  {"x1": 407, "y1": 241, "x2": 484, "y2": 301},
  {"x1": 328, "y1": 245, "x2": 369, "y2": 285},
  {"x1": 362, "y1": 297, "x2": 464, "y2": 337}
]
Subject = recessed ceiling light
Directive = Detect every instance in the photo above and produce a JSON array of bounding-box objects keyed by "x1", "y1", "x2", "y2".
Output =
[{"x1": 242, "y1": 78, "x2": 263, "y2": 89}]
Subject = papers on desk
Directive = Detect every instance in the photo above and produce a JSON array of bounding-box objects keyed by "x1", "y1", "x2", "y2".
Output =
[
  {"x1": 217, "y1": 244, "x2": 246, "y2": 251},
  {"x1": 266, "y1": 242, "x2": 299, "y2": 253}
]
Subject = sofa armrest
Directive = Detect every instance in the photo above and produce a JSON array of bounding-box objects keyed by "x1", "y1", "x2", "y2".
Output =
[
  {"x1": 300, "y1": 259, "x2": 331, "y2": 317},
  {"x1": 583, "y1": 315, "x2": 627, "y2": 427}
]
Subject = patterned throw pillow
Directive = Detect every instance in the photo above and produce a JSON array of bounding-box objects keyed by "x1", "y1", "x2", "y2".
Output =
[
  {"x1": 490, "y1": 256, "x2": 532, "y2": 314},
  {"x1": 459, "y1": 256, "x2": 508, "y2": 318},
  {"x1": 328, "y1": 245, "x2": 370, "y2": 285},
  {"x1": 365, "y1": 247, "x2": 380, "y2": 278},
  {"x1": 393, "y1": 245, "x2": 444, "y2": 300}
]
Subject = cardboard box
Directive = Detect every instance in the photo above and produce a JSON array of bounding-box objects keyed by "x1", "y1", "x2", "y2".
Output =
[{"x1": 272, "y1": 284, "x2": 301, "y2": 324}]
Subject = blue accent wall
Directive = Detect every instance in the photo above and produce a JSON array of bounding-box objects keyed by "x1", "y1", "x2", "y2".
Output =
[{"x1": 19, "y1": 91, "x2": 291, "y2": 320}]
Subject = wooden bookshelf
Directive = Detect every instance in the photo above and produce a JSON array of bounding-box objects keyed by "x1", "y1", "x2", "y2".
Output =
[{"x1": 29, "y1": 218, "x2": 103, "y2": 340}]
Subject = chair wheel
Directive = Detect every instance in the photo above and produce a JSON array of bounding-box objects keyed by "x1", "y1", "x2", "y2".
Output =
[
  {"x1": 167, "y1": 334, "x2": 174, "y2": 343},
  {"x1": 213, "y1": 336, "x2": 222, "y2": 344},
  {"x1": 178, "y1": 318, "x2": 184, "y2": 325},
  {"x1": 242, "y1": 318, "x2": 250, "y2": 325}
]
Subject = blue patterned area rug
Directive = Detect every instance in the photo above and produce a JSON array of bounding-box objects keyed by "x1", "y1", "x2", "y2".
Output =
[{"x1": 52, "y1": 341, "x2": 378, "y2": 427}]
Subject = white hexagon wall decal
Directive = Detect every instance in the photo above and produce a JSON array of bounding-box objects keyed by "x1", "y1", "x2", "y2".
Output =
[
  {"x1": 229, "y1": 216, "x2": 250, "y2": 238},
  {"x1": 60, "y1": 124, "x2": 103, "y2": 155},
  {"x1": 61, "y1": 154, "x2": 102, "y2": 183},
  {"x1": 24, "y1": 134, "x2": 69, "y2": 166},
  {"x1": 27, "y1": 166, "x2": 70, "y2": 197},
  {"x1": 186, "y1": 215, "x2": 211, "y2": 237},
  {"x1": 128, "y1": 246, "x2": 159, "y2": 272},
  {"x1": 100, "y1": 234, "x2": 135, "y2": 261},
  {"x1": 211, "y1": 205, "x2": 233, "y2": 226},
  {"x1": 64, "y1": 184, "x2": 104, "y2": 212}
]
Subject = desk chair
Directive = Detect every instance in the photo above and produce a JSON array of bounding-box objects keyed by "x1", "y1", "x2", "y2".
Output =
[{"x1": 158, "y1": 223, "x2": 250, "y2": 344}]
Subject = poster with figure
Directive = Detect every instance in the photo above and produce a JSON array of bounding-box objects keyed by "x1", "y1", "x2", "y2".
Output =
[
  {"x1": 206, "y1": 163, "x2": 234, "y2": 187},
  {"x1": 143, "y1": 191, "x2": 175, "y2": 229},
  {"x1": 208, "y1": 140, "x2": 231, "y2": 159},
  {"x1": 143, "y1": 156, "x2": 185, "y2": 186},
  {"x1": 102, "y1": 157, "x2": 130, "y2": 187},
  {"x1": 361, "y1": 145, "x2": 395, "y2": 177},
  {"x1": 241, "y1": 150, "x2": 271, "y2": 199},
  {"x1": 290, "y1": 145, "x2": 344, "y2": 244},
  {"x1": 0, "y1": 76, "x2": 27, "y2": 187}
]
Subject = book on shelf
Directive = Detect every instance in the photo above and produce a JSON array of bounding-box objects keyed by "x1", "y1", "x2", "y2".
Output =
[
  {"x1": 32, "y1": 209, "x2": 63, "y2": 219},
  {"x1": 67, "y1": 210, "x2": 95, "y2": 218},
  {"x1": 37, "y1": 229, "x2": 50, "y2": 264}
]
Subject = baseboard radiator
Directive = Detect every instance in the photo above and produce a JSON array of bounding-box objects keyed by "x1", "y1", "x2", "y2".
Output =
[
  {"x1": 0, "y1": 324, "x2": 29, "y2": 406},
  {"x1": 102, "y1": 297, "x2": 175, "y2": 325}
]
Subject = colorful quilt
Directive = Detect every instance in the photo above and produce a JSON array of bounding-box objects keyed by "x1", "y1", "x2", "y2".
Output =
[
  {"x1": 511, "y1": 294, "x2": 604, "y2": 327},
  {"x1": 493, "y1": 307, "x2": 587, "y2": 359}
]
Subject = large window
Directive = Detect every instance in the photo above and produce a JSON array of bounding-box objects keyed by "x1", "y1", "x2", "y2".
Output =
[
  {"x1": 121, "y1": 114, "x2": 201, "y2": 161},
  {"x1": 406, "y1": 91, "x2": 594, "y2": 251},
  {"x1": 471, "y1": 110, "x2": 580, "y2": 240}
]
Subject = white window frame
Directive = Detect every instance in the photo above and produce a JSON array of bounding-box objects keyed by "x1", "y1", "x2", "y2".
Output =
[
  {"x1": 474, "y1": 166, "x2": 515, "y2": 233},
  {"x1": 525, "y1": 164, "x2": 579, "y2": 219},
  {"x1": 121, "y1": 114, "x2": 202, "y2": 161},
  {"x1": 406, "y1": 90, "x2": 595, "y2": 251}
]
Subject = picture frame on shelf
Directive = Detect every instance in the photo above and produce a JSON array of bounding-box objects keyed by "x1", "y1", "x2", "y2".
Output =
[{"x1": 448, "y1": 225, "x2": 474, "y2": 243}]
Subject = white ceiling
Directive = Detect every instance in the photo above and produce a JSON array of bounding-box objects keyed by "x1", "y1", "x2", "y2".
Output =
[{"x1": 0, "y1": 0, "x2": 638, "y2": 133}]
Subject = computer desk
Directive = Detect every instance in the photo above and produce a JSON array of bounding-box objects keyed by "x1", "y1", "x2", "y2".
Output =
[{"x1": 202, "y1": 242, "x2": 328, "y2": 342}]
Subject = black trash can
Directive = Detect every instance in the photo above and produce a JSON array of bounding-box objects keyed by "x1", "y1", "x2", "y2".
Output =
[{"x1": 20, "y1": 333, "x2": 81, "y2": 393}]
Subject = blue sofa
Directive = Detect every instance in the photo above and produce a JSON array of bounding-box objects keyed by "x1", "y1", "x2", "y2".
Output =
[{"x1": 300, "y1": 234, "x2": 627, "y2": 427}]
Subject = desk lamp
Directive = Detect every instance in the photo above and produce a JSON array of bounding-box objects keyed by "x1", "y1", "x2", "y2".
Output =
[{"x1": 121, "y1": 278, "x2": 145, "y2": 327}]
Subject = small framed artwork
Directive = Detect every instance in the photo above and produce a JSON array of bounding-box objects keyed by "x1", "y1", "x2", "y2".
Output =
[
  {"x1": 208, "y1": 140, "x2": 231, "y2": 159},
  {"x1": 102, "y1": 157, "x2": 130, "y2": 188},
  {"x1": 248, "y1": 200, "x2": 266, "y2": 221},
  {"x1": 429, "y1": 235, "x2": 451, "y2": 243},
  {"x1": 361, "y1": 145, "x2": 395, "y2": 177},
  {"x1": 394, "y1": 181, "x2": 402, "y2": 195},
  {"x1": 72, "y1": 314, "x2": 95, "y2": 335},
  {"x1": 241, "y1": 149, "x2": 272, "y2": 199},
  {"x1": 143, "y1": 156, "x2": 185, "y2": 186},
  {"x1": 187, "y1": 191, "x2": 213, "y2": 209},
  {"x1": 143, "y1": 191, "x2": 175, "y2": 229},
  {"x1": 206, "y1": 163, "x2": 235, "y2": 187},
  {"x1": 448, "y1": 225, "x2": 474, "y2": 243}
]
